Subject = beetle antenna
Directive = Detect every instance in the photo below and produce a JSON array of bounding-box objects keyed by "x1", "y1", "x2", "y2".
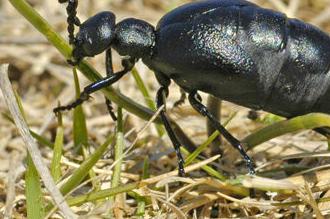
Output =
[{"x1": 60, "y1": 0, "x2": 80, "y2": 45}]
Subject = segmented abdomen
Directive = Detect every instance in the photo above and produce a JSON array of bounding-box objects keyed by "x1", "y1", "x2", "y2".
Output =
[{"x1": 238, "y1": 5, "x2": 330, "y2": 117}]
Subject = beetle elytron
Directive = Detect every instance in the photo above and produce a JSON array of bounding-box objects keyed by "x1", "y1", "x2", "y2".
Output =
[{"x1": 55, "y1": 0, "x2": 330, "y2": 176}]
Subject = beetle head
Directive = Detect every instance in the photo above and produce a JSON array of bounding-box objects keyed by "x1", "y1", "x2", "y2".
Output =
[
  {"x1": 112, "y1": 18, "x2": 155, "y2": 59},
  {"x1": 72, "y1": 11, "x2": 116, "y2": 61}
]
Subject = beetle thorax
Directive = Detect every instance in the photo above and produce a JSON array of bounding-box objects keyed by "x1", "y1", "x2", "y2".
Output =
[{"x1": 113, "y1": 18, "x2": 155, "y2": 59}]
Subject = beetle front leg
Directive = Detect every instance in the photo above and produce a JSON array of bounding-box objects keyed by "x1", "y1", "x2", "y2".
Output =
[
  {"x1": 54, "y1": 58, "x2": 135, "y2": 114},
  {"x1": 188, "y1": 91, "x2": 256, "y2": 175},
  {"x1": 156, "y1": 86, "x2": 185, "y2": 176}
]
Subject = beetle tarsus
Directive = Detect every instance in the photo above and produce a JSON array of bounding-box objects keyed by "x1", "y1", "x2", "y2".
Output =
[
  {"x1": 53, "y1": 92, "x2": 89, "y2": 115},
  {"x1": 157, "y1": 86, "x2": 186, "y2": 177},
  {"x1": 105, "y1": 98, "x2": 117, "y2": 121},
  {"x1": 188, "y1": 91, "x2": 256, "y2": 175}
]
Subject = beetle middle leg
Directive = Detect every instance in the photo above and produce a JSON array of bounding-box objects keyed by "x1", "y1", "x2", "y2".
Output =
[
  {"x1": 104, "y1": 49, "x2": 117, "y2": 121},
  {"x1": 188, "y1": 91, "x2": 255, "y2": 175},
  {"x1": 156, "y1": 85, "x2": 185, "y2": 176}
]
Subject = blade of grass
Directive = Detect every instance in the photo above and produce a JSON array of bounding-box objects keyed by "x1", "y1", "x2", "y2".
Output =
[
  {"x1": 51, "y1": 112, "x2": 64, "y2": 182},
  {"x1": 0, "y1": 64, "x2": 76, "y2": 218},
  {"x1": 26, "y1": 154, "x2": 45, "y2": 219},
  {"x1": 260, "y1": 113, "x2": 285, "y2": 125},
  {"x1": 72, "y1": 68, "x2": 103, "y2": 195},
  {"x1": 46, "y1": 134, "x2": 115, "y2": 214},
  {"x1": 182, "y1": 147, "x2": 226, "y2": 181},
  {"x1": 72, "y1": 68, "x2": 88, "y2": 150},
  {"x1": 82, "y1": 147, "x2": 102, "y2": 193},
  {"x1": 17, "y1": 88, "x2": 45, "y2": 218},
  {"x1": 0, "y1": 65, "x2": 76, "y2": 218},
  {"x1": 185, "y1": 112, "x2": 237, "y2": 166},
  {"x1": 136, "y1": 157, "x2": 150, "y2": 217},
  {"x1": 131, "y1": 68, "x2": 165, "y2": 136},
  {"x1": 111, "y1": 107, "x2": 124, "y2": 189},
  {"x1": 30, "y1": 130, "x2": 54, "y2": 148},
  {"x1": 67, "y1": 182, "x2": 139, "y2": 206},
  {"x1": 243, "y1": 113, "x2": 330, "y2": 149},
  {"x1": 2, "y1": 112, "x2": 54, "y2": 148},
  {"x1": 59, "y1": 134, "x2": 114, "y2": 196}
]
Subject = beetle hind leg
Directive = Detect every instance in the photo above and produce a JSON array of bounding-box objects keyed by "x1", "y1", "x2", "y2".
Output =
[{"x1": 188, "y1": 91, "x2": 256, "y2": 175}]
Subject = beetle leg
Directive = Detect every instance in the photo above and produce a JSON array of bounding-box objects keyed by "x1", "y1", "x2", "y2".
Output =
[
  {"x1": 206, "y1": 95, "x2": 223, "y2": 156},
  {"x1": 156, "y1": 86, "x2": 185, "y2": 176},
  {"x1": 104, "y1": 49, "x2": 117, "y2": 121},
  {"x1": 188, "y1": 91, "x2": 256, "y2": 175},
  {"x1": 54, "y1": 58, "x2": 135, "y2": 114},
  {"x1": 173, "y1": 88, "x2": 187, "y2": 107}
]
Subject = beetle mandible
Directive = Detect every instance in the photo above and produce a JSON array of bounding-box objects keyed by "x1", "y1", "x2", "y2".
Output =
[{"x1": 54, "y1": 0, "x2": 330, "y2": 176}]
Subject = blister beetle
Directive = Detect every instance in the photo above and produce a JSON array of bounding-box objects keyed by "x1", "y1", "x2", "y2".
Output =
[{"x1": 54, "y1": 0, "x2": 330, "y2": 176}]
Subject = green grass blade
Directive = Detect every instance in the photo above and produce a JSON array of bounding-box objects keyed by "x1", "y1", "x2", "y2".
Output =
[
  {"x1": 136, "y1": 157, "x2": 150, "y2": 217},
  {"x1": 13, "y1": 87, "x2": 45, "y2": 217},
  {"x1": 185, "y1": 130, "x2": 220, "y2": 166},
  {"x1": 67, "y1": 182, "x2": 139, "y2": 206},
  {"x1": 82, "y1": 147, "x2": 102, "y2": 193},
  {"x1": 111, "y1": 107, "x2": 124, "y2": 189},
  {"x1": 30, "y1": 130, "x2": 54, "y2": 148},
  {"x1": 51, "y1": 113, "x2": 64, "y2": 181},
  {"x1": 131, "y1": 68, "x2": 165, "y2": 136},
  {"x1": 71, "y1": 68, "x2": 102, "y2": 192},
  {"x1": 181, "y1": 147, "x2": 226, "y2": 181},
  {"x1": 2, "y1": 112, "x2": 54, "y2": 149},
  {"x1": 185, "y1": 112, "x2": 237, "y2": 166},
  {"x1": 72, "y1": 68, "x2": 88, "y2": 150},
  {"x1": 60, "y1": 134, "x2": 114, "y2": 195},
  {"x1": 26, "y1": 154, "x2": 45, "y2": 219},
  {"x1": 260, "y1": 113, "x2": 285, "y2": 125},
  {"x1": 243, "y1": 113, "x2": 330, "y2": 149},
  {"x1": 142, "y1": 157, "x2": 150, "y2": 179},
  {"x1": 131, "y1": 68, "x2": 156, "y2": 111}
]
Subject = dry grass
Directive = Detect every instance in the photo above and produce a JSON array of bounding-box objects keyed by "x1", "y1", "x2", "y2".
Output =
[{"x1": 1, "y1": 0, "x2": 330, "y2": 218}]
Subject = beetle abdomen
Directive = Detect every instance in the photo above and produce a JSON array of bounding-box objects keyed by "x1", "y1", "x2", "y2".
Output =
[
  {"x1": 147, "y1": 0, "x2": 330, "y2": 117},
  {"x1": 263, "y1": 19, "x2": 330, "y2": 117},
  {"x1": 232, "y1": 4, "x2": 330, "y2": 117}
]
